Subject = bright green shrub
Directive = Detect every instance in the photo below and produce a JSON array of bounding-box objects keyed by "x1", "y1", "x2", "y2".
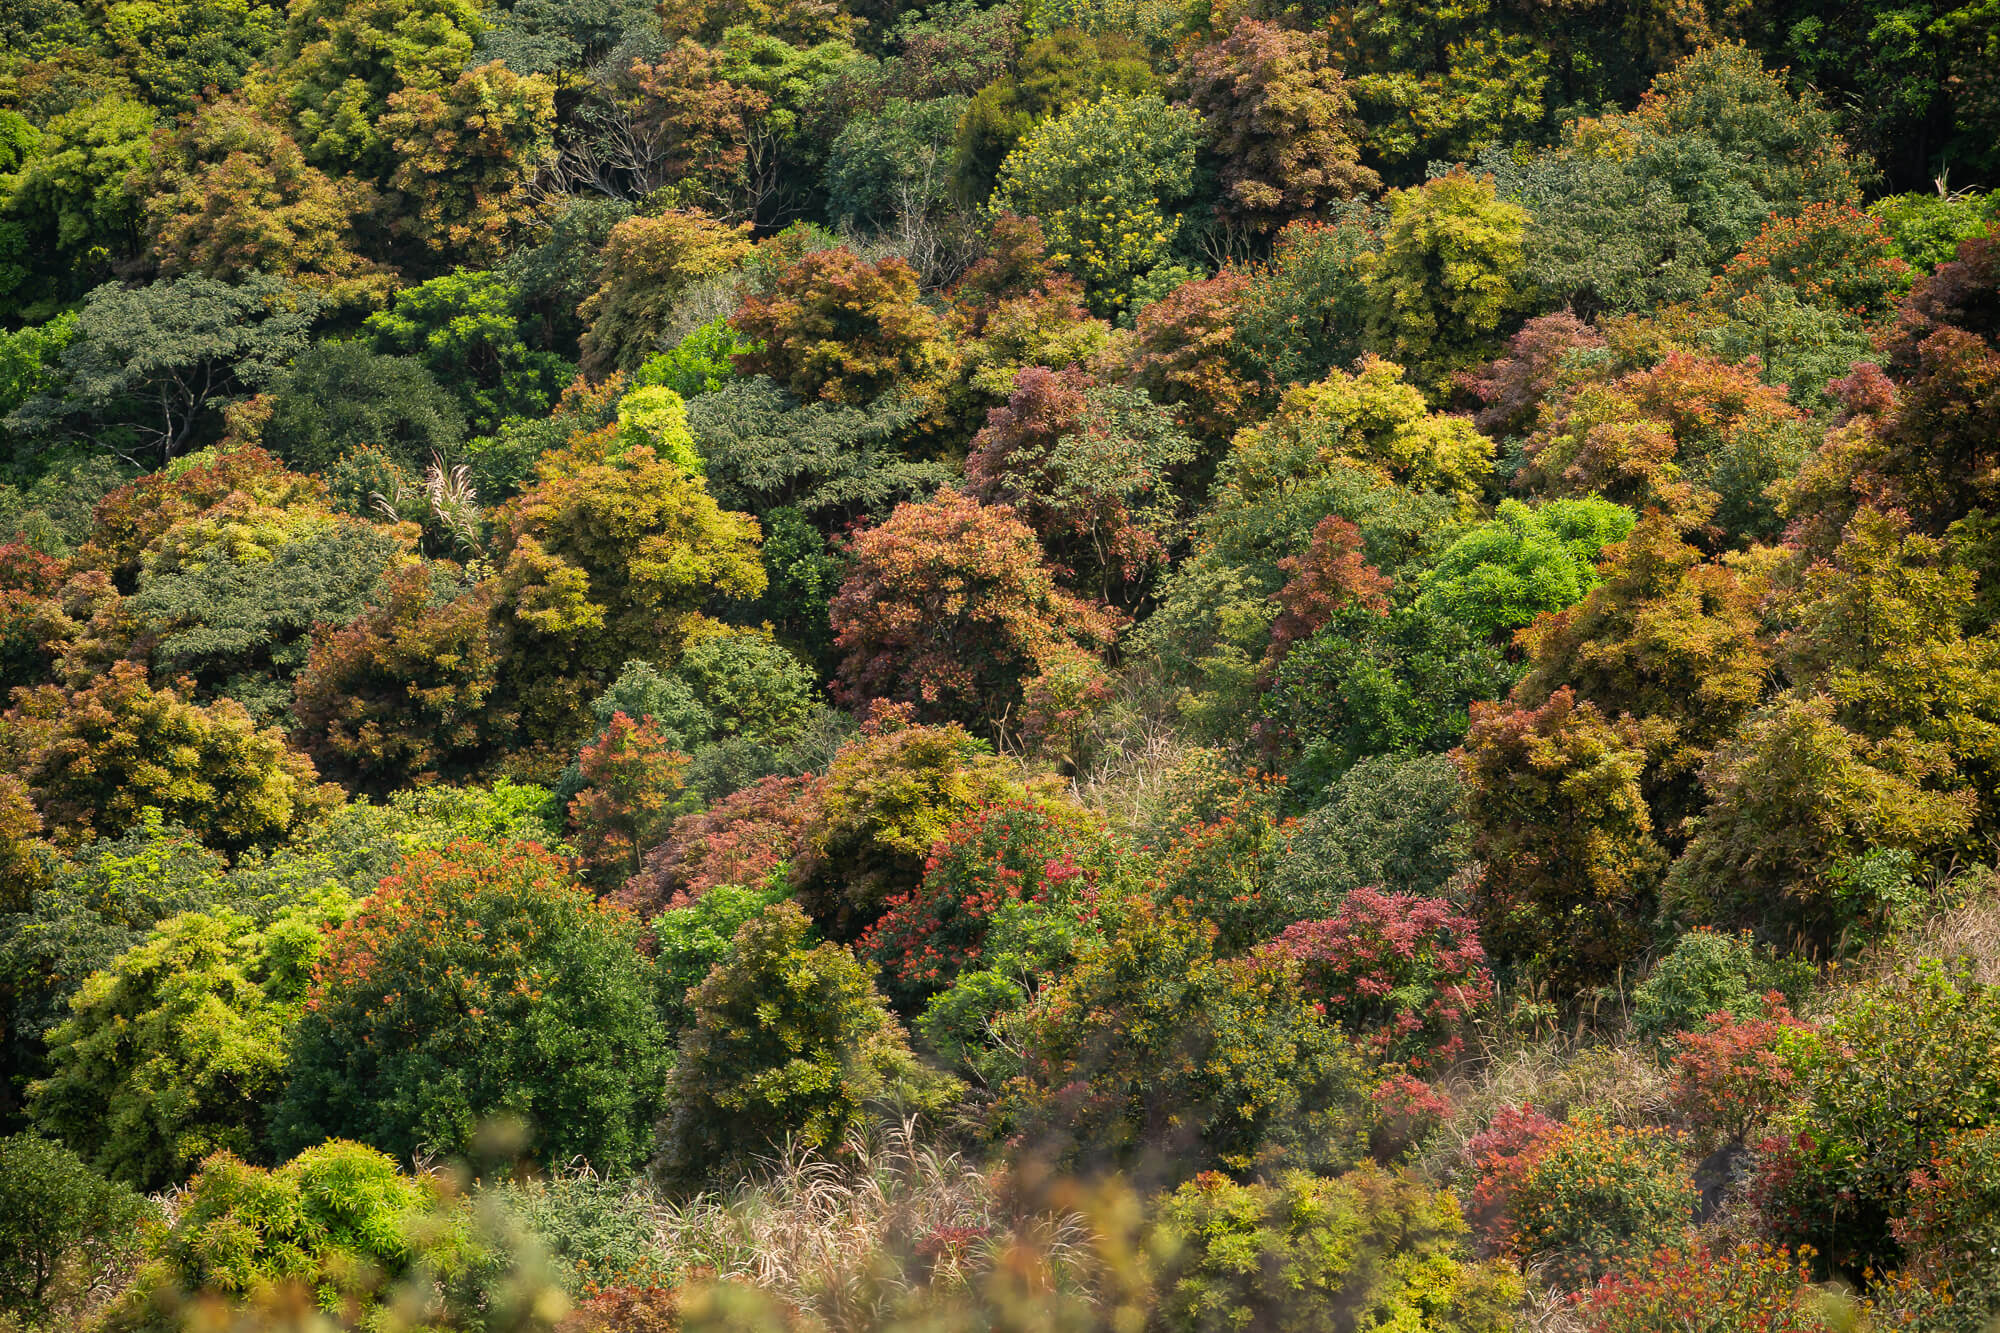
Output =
[
  {"x1": 0, "y1": 1133, "x2": 153, "y2": 1329},
  {"x1": 635, "y1": 319, "x2": 757, "y2": 400},
  {"x1": 1415, "y1": 497, "x2": 1636, "y2": 642},
  {"x1": 652, "y1": 900, "x2": 959, "y2": 1190},
  {"x1": 1501, "y1": 1116, "x2": 1696, "y2": 1289},
  {"x1": 272, "y1": 841, "x2": 671, "y2": 1174},
  {"x1": 29, "y1": 894, "x2": 350, "y2": 1191},
  {"x1": 106, "y1": 1140, "x2": 467, "y2": 1329},
  {"x1": 1148, "y1": 1165, "x2": 1522, "y2": 1333},
  {"x1": 650, "y1": 878, "x2": 790, "y2": 1033}
]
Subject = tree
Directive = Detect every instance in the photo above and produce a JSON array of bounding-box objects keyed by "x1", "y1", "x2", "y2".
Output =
[
  {"x1": 1263, "y1": 515, "x2": 1392, "y2": 669},
  {"x1": 29, "y1": 900, "x2": 344, "y2": 1190},
  {"x1": 1118, "y1": 269, "x2": 1275, "y2": 445},
  {"x1": 273, "y1": 840, "x2": 671, "y2": 1173},
  {"x1": 143, "y1": 96, "x2": 388, "y2": 307},
  {"x1": 731, "y1": 247, "x2": 945, "y2": 405},
  {"x1": 965, "y1": 367, "x2": 1196, "y2": 604},
  {"x1": 1273, "y1": 752, "x2": 1473, "y2": 906},
  {"x1": 1006, "y1": 904, "x2": 1374, "y2": 1185},
  {"x1": 653, "y1": 900, "x2": 956, "y2": 1189},
  {"x1": 7, "y1": 275, "x2": 320, "y2": 467},
  {"x1": 0, "y1": 1134, "x2": 152, "y2": 1328},
  {"x1": 1456, "y1": 689, "x2": 1666, "y2": 995},
  {"x1": 261, "y1": 341, "x2": 466, "y2": 474},
  {"x1": 266, "y1": 0, "x2": 484, "y2": 180},
  {"x1": 990, "y1": 93, "x2": 1202, "y2": 317},
  {"x1": 1, "y1": 662, "x2": 335, "y2": 854},
  {"x1": 1181, "y1": 19, "x2": 1377, "y2": 238},
  {"x1": 1, "y1": 98, "x2": 155, "y2": 286},
  {"x1": 291, "y1": 564, "x2": 506, "y2": 795},
  {"x1": 1710, "y1": 203, "x2": 1912, "y2": 319},
  {"x1": 97, "y1": 0, "x2": 282, "y2": 111},
  {"x1": 576, "y1": 210, "x2": 755, "y2": 377},
  {"x1": 950, "y1": 30, "x2": 1158, "y2": 206},
  {"x1": 490, "y1": 435, "x2": 765, "y2": 754},
  {"x1": 1359, "y1": 169, "x2": 1527, "y2": 390},
  {"x1": 364, "y1": 267, "x2": 573, "y2": 433},
  {"x1": 1415, "y1": 498, "x2": 1635, "y2": 643},
  {"x1": 621, "y1": 773, "x2": 822, "y2": 915},
  {"x1": 566, "y1": 712, "x2": 694, "y2": 888},
  {"x1": 830, "y1": 492, "x2": 1118, "y2": 733}
]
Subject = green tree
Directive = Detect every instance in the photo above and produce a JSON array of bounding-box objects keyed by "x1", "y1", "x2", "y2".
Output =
[
  {"x1": 273, "y1": 840, "x2": 671, "y2": 1173},
  {"x1": 364, "y1": 267, "x2": 573, "y2": 434},
  {"x1": 30, "y1": 897, "x2": 348, "y2": 1190},
  {"x1": 0, "y1": 1133, "x2": 153, "y2": 1329},
  {"x1": 990, "y1": 93, "x2": 1202, "y2": 317},
  {"x1": 261, "y1": 341, "x2": 467, "y2": 474},
  {"x1": 950, "y1": 30, "x2": 1158, "y2": 207},
  {"x1": 8, "y1": 275, "x2": 320, "y2": 467},
  {"x1": 1, "y1": 98, "x2": 155, "y2": 288},
  {"x1": 652, "y1": 900, "x2": 957, "y2": 1189},
  {"x1": 1359, "y1": 169, "x2": 1527, "y2": 390},
  {"x1": 1415, "y1": 498, "x2": 1635, "y2": 642}
]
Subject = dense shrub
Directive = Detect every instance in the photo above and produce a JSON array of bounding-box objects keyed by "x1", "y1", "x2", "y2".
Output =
[
  {"x1": 1146, "y1": 762, "x2": 1296, "y2": 951},
  {"x1": 273, "y1": 841, "x2": 671, "y2": 1174},
  {"x1": 861, "y1": 798, "x2": 1110, "y2": 1009},
  {"x1": 1006, "y1": 904, "x2": 1374, "y2": 1184},
  {"x1": 650, "y1": 879, "x2": 791, "y2": 1034},
  {"x1": 1265, "y1": 888, "x2": 1494, "y2": 1072},
  {"x1": 621, "y1": 774, "x2": 824, "y2": 915},
  {"x1": 0, "y1": 1133, "x2": 153, "y2": 1329},
  {"x1": 1667, "y1": 995, "x2": 1815, "y2": 1154},
  {"x1": 653, "y1": 901, "x2": 958, "y2": 1190},
  {"x1": 566, "y1": 712, "x2": 695, "y2": 888},
  {"x1": 1582, "y1": 1243, "x2": 1831, "y2": 1333},
  {"x1": 1753, "y1": 963, "x2": 2000, "y2": 1272},
  {"x1": 1147, "y1": 1166, "x2": 1520, "y2": 1333},
  {"x1": 1630, "y1": 930, "x2": 1818, "y2": 1048},
  {"x1": 1273, "y1": 753, "x2": 1473, "y2": 907},
  {"x1": 1893, "y1": 1126, "x2": 2000, "y2": 1332},
  {"x1": 1497, "y1": 1116, "x2": 1697, "y2": 1289}
]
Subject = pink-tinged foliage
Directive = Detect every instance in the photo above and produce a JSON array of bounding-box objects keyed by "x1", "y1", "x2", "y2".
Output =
[
  {"x1": 1456, "y1": 311, "x2": 1606, "y2": 438},
  {"x1": 1667, "y1": 993, "x2": 1813, "y2": 1152},
  {"x1": 1265, "y1": 887, "x2": 1494, "y2": 1072},
  {"x1": 1263, "y1": 515, "x2": 1391, "y2": 670},
  {"x1": 617, "y1": 773, "x2": 824, "y2": 916}
]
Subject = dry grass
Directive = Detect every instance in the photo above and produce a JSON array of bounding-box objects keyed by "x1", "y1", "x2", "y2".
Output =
[
  {"x1": 658, "y1": 1120, "x2": 1089, "y2": 1333},
  {"x1": 1841, "y1": 872, "x2": 2000, "y2": 995}
]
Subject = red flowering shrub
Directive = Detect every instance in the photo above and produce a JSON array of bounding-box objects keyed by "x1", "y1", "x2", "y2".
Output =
[
  {"x1": 1465, "y1": 1104, "x2": 1559, "y2": 1251},
  {"x1": 1370, "y1": 1072, "x2": 1453, "y2": 1160},
  {"x1": 1499, "y1": 1116, "x2": 1697, "y2": 1289},
  {"x1": 618, "y1": 774, "x2": 823, "y2": 915},
  {"x1": 1712, "y1": 202, "x2": 1912, "y2": 319},
  {"x1": 566, "y1": 712, "x2": 695, "y2": 888},
  {"x1": 1582, "y1": 1243, "x2": 1830, "y2": 1333},
  {"x1": 1667, "y1": 993, "x2": 1814, "y2": 1152},
  {"x1": 860, "y1": 799, "x2": 1106, "y2": 1008},
  {"x1": 1266, "y1": 889, "x2": 1493, "y2": 1072}
]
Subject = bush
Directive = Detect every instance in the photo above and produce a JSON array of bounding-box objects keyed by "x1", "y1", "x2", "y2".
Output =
[
  {"x1": 106, "y1": 1140, "x2": 466, "y2": 1327},
  {"x1": 0, "y1": 1133, "x2": 153, "y2": 1329},
  {"x1": 1146, "y1": 761, "x2": 1297, "y2": 951},
  {"x1": 730, "y1": 248, "x2": 944, "y2": 405},
  {"x1": 1894, "y1": 1125, "x2": 2000, "y2": 1332},
  {"x1": 566, "y1": 712, "x2": 696, "y2": 888},
  {"x1": 1752, "y1": 963, "x2": 2000, "y2": 1272},
  {"x1": 1273, "y1": 753, "x2": 1473, "y2": 908},
  {"x1": 1264, "y1": 888, "x2": 1494, "y2": 1072},
  {"x1": 1630, "y1": 930, "x2": 1818, "y2": 1049},
  {"x1": 650, "y1": 879, "x2": 791, "y2": 1034},
  {"x1": 653, "y1": 901, "x2": 959, "y2": 1190},
  {"x1": 861, "y1": 798, "x2": 1111, "y2": 1009},
  {"x1": 1667, "y1": 995, "x2": 1815, "y2": 1154},
  {"x1": 1005, "y1": 904, "x2": 1373, "y2": 1185},
  {"x1": 1498, "y1": 1116, "x2": 1697, "y2": 1289},
  {"x1": 1147, "y1": 1166, "x2": 1521, "y2": 1333},
  {"x1": 273, "y1": 841, "x2": 672, "y2": 1174},
  {"x1": 789, "y1": 711, "x2": 1029, "y2": 937},
  {"x1": 621, "y1": 775, "x2": 823, "y2": 916},
  {"x1": 1582, "y1": 1243, "x2": 1831, "y2": 1333}
]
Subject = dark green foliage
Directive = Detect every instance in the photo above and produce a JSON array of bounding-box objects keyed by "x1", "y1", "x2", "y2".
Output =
[
  {"x1": 1273, "y1": 752, "x2": 1472, "y2": 909},
  {"x1": 686, "y1": 377, "x2": 949, "y2": 524},
  {"x1": 273, "y1": 841, "x2": 672, "y2": 1174},
  {"x1": 260, "y1": 342, "x2": 467, "y2": 475},
  {"x1": 653, "y1": 900, "x2": 958, "y2": 1190},
  {"x1": 7, "y1": 274, "x2": 320, "y2": 466},
  {"x1": 365, "y1": 268, "x2": 575, "y2": 435},
  {"x1": 0, "y1": 1133, "x2": 153, "y2": 1328},
  {"x1": 825, "y1": 96, "x2": 968, "y2": 232}
]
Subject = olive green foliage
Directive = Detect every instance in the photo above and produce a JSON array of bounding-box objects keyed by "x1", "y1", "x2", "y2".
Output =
[
  {"x1": 654, "y1": 901, "x2": 958, "y2": 1189},
  {"x1": 1273, "y1": 752, "x2": 1472, "y2": 908},
  {"x1": 260, "y1": 342, "x2": 467, "y2": 475},
  {"x1": 30, "y1": 895, "x2": 350, "y2": 1191},
  {"x1": 0, "y1": 1132, "x2": 153, "y2": 1329},
  {"x1": 951, "y1": 30, "x2": 1157, "y2": 206},
  {"x1": 990, "y1": 94, "x2": 1202, "y2": 316},
  {"x1": 651, "y1": 879, "x2": 790, "y2": 1033},
  {"x1": 273, "y1": 841, "x2": 672, "y2": 1174},
  {"x1": 1006, "y1": 905, "x2": 1374, "y2": 1185},
  {"x1": 1149, "y1": 1166, "x2": 1521, "y2": 1333},
  {"x1": 1502, "y1": 1116, "x2": 1696, "y2": 1289}
]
